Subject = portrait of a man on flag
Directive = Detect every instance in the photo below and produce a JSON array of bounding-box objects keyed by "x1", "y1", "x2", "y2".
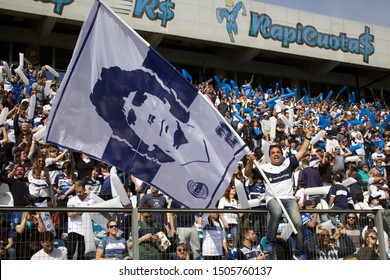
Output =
[{"x1": 90, "y1": 66, "x2": 210, "y2": 182}]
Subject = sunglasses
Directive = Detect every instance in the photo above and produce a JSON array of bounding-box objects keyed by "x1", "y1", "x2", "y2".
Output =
[
  {"x1": 177, "y1": 248, "x2": 187, "y2": 252},
  {"x1": 108, "y1": 225, "x2": 118, "y2": 229},
  {"x1": 369, "y1": 235, "x2": 377, "y2": 240},
  {"x1": 320, "y1": 234, "x2": 330, "y2": 238},
  {"x1": 347, "y1": 216, "x2": 356, "y2": 220}
]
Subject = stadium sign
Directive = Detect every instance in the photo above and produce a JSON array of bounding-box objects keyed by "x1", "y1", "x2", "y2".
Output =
[{"x1": 248, "y1": 12, "x2": 375, "y2": 64}]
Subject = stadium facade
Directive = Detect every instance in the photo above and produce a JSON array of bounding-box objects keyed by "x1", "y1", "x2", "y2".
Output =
[{"x1": 0, "y1": 0, "x2": 389, "y2": 101}]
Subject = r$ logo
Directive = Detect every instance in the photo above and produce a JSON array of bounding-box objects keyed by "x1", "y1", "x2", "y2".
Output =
[{"x1": 133, "y1": 0, "x2": 175, "y2": 28}]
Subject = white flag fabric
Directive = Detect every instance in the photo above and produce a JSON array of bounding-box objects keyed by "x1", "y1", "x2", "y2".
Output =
[{"x1": 46, "y1": 0, "x2": 249, "y2": 209}]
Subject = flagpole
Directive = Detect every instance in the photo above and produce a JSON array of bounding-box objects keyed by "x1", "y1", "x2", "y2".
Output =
[{"x1": 252, "y1": 160, "x2": 298, "y2": 234}]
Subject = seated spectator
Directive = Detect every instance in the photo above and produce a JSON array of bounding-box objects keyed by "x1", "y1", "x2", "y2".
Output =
[
  {"x1": 138, "y1": 186, "x2": 168, "y2": 230},
  {"x1": 356, "y1": 229, "x2": 380, "y2": 260},
  {"x1": 306, "y1": 224, "x2": 356, "y2": 260},
  {"x1": 361, "y1": 212, "x2": 390, "y2": 259},
  {"x1": 31, "y1": 231, "x2": 67, "y2": 260},
  {"x1": 237, "y1": 227, "x2": 266, "y2": 260},
  {"x1": 169, "y1": 242, "x2": 190, "y2": 260},
  {"x1": 129, "y1": 208, "x2": 163, "y2": 260},
  {"x1": 169, "y1": 200, "x2": 201, "y2": 260},
  {"x1": 95, "y1": 220, "x2": 130, "y2": 260},
  {"x1": 344, "y1": 212, "x2": 361, "y2": 253},
  {"x1": 226, "y1": 234, "x2": 238, "y2": 260},
  {"x1": 0, "y1": 213, "x2": 15, "y2": 260}
]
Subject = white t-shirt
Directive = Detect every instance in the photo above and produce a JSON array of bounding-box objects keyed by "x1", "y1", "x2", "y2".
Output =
[
  {"x1": 295, "y1": 188, "x2": 305, "y2": 205},
  {"x1": 262, "y1": 156, "x2": 299, "y2": 204},
  {"x1": 31, "y1": 248, "x2": 67, "y2": 260},
  {"x1": 218, "y1": 197, "x2": 241, "y2": 225},
  {"x1": 371, "y1": 152, "x2": 385, "y2": 163},
  {"x1": 199, "y1": 215, "x2": 226, "y2": 256},
  {"x1": 368, "y1": 179, "x2": 389, "y2": 199},
  {"x1": 67, "y1": 195, "x2": 94, "y2": 235}
]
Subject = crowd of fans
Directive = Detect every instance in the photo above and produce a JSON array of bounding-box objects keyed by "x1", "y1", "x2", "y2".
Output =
[{"x1": 0, "y1": 58, "x2": 389, "y2": 260}]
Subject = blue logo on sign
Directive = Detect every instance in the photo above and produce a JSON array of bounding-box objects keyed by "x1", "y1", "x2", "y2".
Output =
[
  {"x1": 133, "y1": 0, "x2": 175, "y2": 28},
  {"x1": 216, "y1": 0, "x2": 247, "y2": 43},
  {"x1": 34, "y1": 0, "x2": 75, "y2": 15}
]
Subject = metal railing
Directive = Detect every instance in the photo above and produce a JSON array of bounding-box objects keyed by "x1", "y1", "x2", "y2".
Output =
[{"x1": 0, "y1": 207, "x2": 387, "y2": 260}]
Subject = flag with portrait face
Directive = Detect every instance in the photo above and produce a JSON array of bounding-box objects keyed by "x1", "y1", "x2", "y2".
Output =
[{"x1": 46, "y1": 0, "x2": 249, "y2": 208}]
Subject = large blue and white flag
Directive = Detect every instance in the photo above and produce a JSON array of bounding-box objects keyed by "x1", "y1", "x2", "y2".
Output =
[{"x1": 46, "y1": 0, "x2": 249, "y2": 209}]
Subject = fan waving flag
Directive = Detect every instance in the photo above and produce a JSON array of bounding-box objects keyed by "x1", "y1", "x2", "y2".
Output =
[{"x1": 45, "y1": 0, "x2": 248, "y2": 209}]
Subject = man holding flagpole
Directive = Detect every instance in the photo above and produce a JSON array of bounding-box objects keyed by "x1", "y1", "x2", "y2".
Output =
[
  {"x1": 246, "y1": 127, "x2": 314, "y2": 260},
  {"x1": 45, "y1": 0, "x2": 248, "y2": 210}
]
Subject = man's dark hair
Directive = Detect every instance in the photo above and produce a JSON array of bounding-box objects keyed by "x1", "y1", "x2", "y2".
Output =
[
  {"x1": 268, "y1": 144, "x2": 282, "y2": 156},
  {"x1": 40, "y1": 231, "x2": 54, "y2": 242},
  {"x1": 254, "y1": 147, "x2": 263, "y2": 159},
  {"x1": 332, "y1": 172, "x2": 343, "y2": 183},
  {"x1": 355, "y1": 193, "x2": 364, "y2": 203},
  {"x1": 240, "y1": 227, "x2": 255, "y2": 240},
  {"x1": 301, "y1": 159, "x2": 310, "y2": 166}
]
